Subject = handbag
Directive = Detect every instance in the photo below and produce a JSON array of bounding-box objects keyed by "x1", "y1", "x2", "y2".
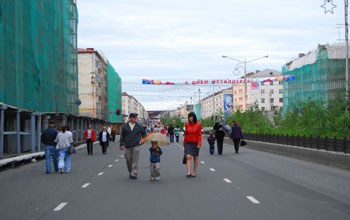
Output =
[
  {"x1": 182, "y1": 154, "x2": 186, "y2": 164},
  {"x1": 240, "y1": 140, "x2": 247, "y2": 146},
  {"x1": 67, "y1": 146, "x2": 76, "y2": 154}
]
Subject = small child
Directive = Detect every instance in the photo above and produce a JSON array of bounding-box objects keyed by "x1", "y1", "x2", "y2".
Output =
[
  {"x1": 149, "y1": 141, "x2": 163, "y2": 181},
  {"x1": 207, "y1": 131, "x2": 216, "y2": 155}
]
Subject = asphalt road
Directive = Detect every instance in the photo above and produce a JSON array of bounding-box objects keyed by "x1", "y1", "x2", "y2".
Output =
[{"x1": 1, "y1": 136, "x2": 350, "y2": 220}]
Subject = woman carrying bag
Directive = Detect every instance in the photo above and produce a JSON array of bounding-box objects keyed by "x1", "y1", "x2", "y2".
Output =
[
  {"x1": 230, "y1": 120, "x2": 244, "y2": 154},
  {"x1": 55, "y1": 126, "x2": 73, "y2": 173},
  {"x1": 183, "y1": 112, "x2": 202, "y2": 178},
  {"x1": 99, "y1": 126, "x2": 111, "y2": 154}
]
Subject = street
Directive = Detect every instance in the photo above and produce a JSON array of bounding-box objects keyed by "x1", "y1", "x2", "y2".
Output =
[{"x1": 1, "y1": 136, "x2": 350, "y2": 220}]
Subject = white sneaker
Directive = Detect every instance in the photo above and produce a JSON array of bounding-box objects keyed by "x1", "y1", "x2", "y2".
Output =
[
  {"x1": 155, "y1": 176, "x2": 160, "y2": 181},
  {"x1": 150, "y1": 176, "x2": 155, "y2": 181}
]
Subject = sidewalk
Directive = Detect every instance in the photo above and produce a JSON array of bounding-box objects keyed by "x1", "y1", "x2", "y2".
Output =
[{"x1": 0, "y1": 142, "x2": 90, "y2": 169}]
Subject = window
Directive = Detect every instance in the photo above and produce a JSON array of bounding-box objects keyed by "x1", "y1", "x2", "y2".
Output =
[
  {"x1": 280, "y1": 107, "x2": 283, "y2": 111},
  {"x1": 279, "y1": 98, "x2": 283, "y2": 103},
  {"x1": 279, "y1": 89, "x2": 283, "y2": 94},
  {"x1": 270, "y1": 81, "x2": 273, "y2": 85},
  {"x1": 261, "y1": 81, "x2": 264, "y2": 85},
  {"x1": 270, "y1": 98, "x2": 274, "y2": 103},
  {"x1": 261, "y1": 107, "x2": 265, "y2": 111},
  {"x1": 270, "y1": 89, "x2": 274, "y2": 94},
  {"x1": 261, "y1": 98, "x2": 265, "y2": 103},
  {"x1": 279, "y1": 81, "x2": 283, "y2": 85},
  {"x1": 261, "y1": 89, "x2": 265, "y2": 94}
]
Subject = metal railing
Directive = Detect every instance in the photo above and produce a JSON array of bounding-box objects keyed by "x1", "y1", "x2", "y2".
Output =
[{"x1": 244, "y1": 133, "x2": 350, "y2": 153}]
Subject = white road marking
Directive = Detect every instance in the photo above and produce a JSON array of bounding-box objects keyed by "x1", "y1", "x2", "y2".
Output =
[
  {"x1": 108, "y1": 164, "x2": 113, "y2": 168},
  {"x1": 53, "y1": 202, "x2": 67, "y2": 211},
  {"x1": 115, "y1": 159, "x2": 119, "y2": 162},
  {"x1": 223, "y1": 178, "x2": 232, "y2": 183},
  {"x1": 209, "y1": 168, "x2": 216, "y2": 172},
  {"x1": 246, "y1": 196, "x2": 260, "y2": 204},
  {"x1": 200, "y1": 161, "x2": 205, "y2": 164},
  {"x1": 81, "y1": 183, "x2": 90, "y2": 188},
  {"x1": 120, "y1": 155, "x2": 124, "y2": 158},
  {"x1": 98, "y1": 172, "x2": 104, "y2": 176}
]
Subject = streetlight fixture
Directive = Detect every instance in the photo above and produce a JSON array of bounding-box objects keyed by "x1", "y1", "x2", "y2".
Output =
[{"x1": 222, "y1": 55, "x2": 269, "y2": 111}]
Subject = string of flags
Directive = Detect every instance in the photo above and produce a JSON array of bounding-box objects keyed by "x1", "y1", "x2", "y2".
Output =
[{"x1": 142, "y1": 75, "x2": 295, "y2": 85}]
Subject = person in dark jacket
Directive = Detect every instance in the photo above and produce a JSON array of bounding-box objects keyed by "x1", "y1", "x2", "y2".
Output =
[
  {"x1": 149, "y1": 141, "x2": 163, "y2": 181},
  {"x1": 168, "y1": 124, "x2": 174, "y2": 143},
  {"x1": 99, "y1": 126, "x2": 110, "y2": 154},
  {"x1": 207, "y1": 131, "x2": 216, "y2": 155},
  {"x1": 41, "y1": 121, "x2": 59, "y2": 174},
  {"x1": 120, "y1": 113, "x2": 146, "y2": 179},
  {"x1": 213, "y1": 120, "x2": 226, "y2": 155},
  {"x1": 230, "y1": 120, "x2": 244, "y2": 154}
]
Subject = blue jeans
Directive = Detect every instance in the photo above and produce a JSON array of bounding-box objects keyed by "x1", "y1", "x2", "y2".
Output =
[
  {"x1": 169, "y1": 134, "x2": 174, "y2": 143},
  {"x1": 209, "y1": 144, "x2": 215, "y2": 155},
  {"x1": 58, "y1": 148, "x2": 71, "y2": 172},
  {"x1": 45, "y1": 146, "x2": 58, "y2": 173}
]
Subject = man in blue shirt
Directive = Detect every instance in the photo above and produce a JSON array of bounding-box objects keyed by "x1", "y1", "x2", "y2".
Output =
[{"x1": 41, "y1": 121, "x2": 59, "y2": 174}]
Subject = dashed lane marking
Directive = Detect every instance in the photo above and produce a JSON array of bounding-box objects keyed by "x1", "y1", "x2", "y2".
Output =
[
  {"x1": 98, "y1": 172, "x2": 104, "y2": 176},
  {"x1": 209, "y1": 168, "x2": 216, "y2": 172},
  {"x1": 81, "y1": 183, "x2": 90, "y2": 188},
  {"x1": 53, "y1": 202, "x2": 67, "y2": 211},
  {"x1": 200, "y1": 161, "x2": 205, "y2": 164},
  {"x1": 246, "y1": 196, "x2": 260, "y2": 204},
  {"x1": 115, "y1": 159, "x2": 119, "y2": 162},
  {"x1": 120, "y1": 155, "x2": 124, "y2": 158},
  {"x1": 108, "y1": 164, "x2": 113, "y2": 168},
  {"x1": 223, "y1": 178, "x2": 232, "y2": 183}
]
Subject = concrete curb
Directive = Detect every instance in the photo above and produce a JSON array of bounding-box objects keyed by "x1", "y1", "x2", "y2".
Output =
[
  {"x1": 222, "y1": 136, "x2": 350, "y2": 170},
  {"x1": 0, "y1": 142, "x2": 90, "y2": 168}
]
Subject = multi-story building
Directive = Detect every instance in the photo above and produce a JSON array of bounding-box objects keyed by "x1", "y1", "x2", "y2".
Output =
[
  {"x1": 78, "y1": 48, "x2": 108, "y2": 121},
  {"x1": 122, "y1": 93, "x2": 147, "y2": 123},
  {"x1": 249, "y1": 69, "x2": 283, "y2": 112},
  {"x1": 283, "y1": 43, "x2": 348, "y2": 112}
]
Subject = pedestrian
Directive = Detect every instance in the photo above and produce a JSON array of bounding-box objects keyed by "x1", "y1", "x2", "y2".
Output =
[
  {"x1": 84, "y1": 124, "x2": 96, "y2": 155},
  {"x1": 174, "y1": 125, "x2": 180, "y2": 143},
  {"x1": 168, "y1": 124, "x2": 174, "y2": 143},
  {"x1": 153, "y1": 124, "x2": 161, "y2": 133},
  {"x1": 230, "y1": 120, "x2": 244, "y2": 154},
  {"x1": 99, "y1": 126, "x2": 110, "y2": 154},
  {"x1": 55, "y1": 126, "x2": 73, "y2": 174},
  {"x1": 107, "y1": 125, "x2": 111, "y2": 135},
  {"x1": 213, "y1": 119, "x2": 225, "y2": 155},
  {"x1": 183, "y1": 112, "x2": 202, "y2": 178},
  {"x1": 41, "y1": 121, "x2": 59, "y2": 174},
  {"x1": 149, "y1": 141, "x2": 163, "y2": 181},
  {"x1": 207, "y1": 131, "x2": 216, "y2": 155},
  {"x1": 120, "y1": 113, "x2": 146, "y2": 179},
  {"x1": 111, "y1": 126, "x2": 117, "y2": 142}
]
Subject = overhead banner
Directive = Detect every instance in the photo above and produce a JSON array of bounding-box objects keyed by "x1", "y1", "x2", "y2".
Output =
[{"x1": 142, "y1": 75, "x2": 295, "y2": 85}]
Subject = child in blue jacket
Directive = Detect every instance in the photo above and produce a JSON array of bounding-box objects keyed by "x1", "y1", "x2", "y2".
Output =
[
  {"x1": 149, "y1": 141, "x2": 163, "y2": 181},
  {"x1": 207, "y1": 131, "x2": 216, "y2": 155}
]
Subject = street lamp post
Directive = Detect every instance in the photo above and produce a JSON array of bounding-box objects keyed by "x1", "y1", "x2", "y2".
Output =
[{"x1": 222, "y1": 55, "x2": 268, "y2": 111}]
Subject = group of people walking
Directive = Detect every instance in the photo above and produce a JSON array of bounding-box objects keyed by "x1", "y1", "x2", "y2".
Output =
[
  {"x1": 42, "y1": 111, "x2": 244, "y2": 180},
  {"x1": 42, "y1": 121, "x2": 118, "y2": 174},
  {"x1": 41, "y1": 121, "x2": 73, "y2": 174}
]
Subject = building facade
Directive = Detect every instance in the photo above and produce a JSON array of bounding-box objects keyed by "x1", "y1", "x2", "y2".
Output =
[
  {"x1": 78, "y1": 48, "x2": 108, "y2": 121},
  {"x1": 122, "y1": 93, "x2": 147, "y2": 123},
  {"x1": 283, "y1": 43, "x2": 348, "y2": 112}
]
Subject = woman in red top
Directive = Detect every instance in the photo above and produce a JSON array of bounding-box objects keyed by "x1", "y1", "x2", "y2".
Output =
[{"x1": 183, "y1": 112, "x2": 202, "y2": 178}]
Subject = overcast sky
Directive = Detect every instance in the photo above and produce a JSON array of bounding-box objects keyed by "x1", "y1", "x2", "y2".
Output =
[{"x1": 77, "y1": 0, "x2": 344, "y2": 110}]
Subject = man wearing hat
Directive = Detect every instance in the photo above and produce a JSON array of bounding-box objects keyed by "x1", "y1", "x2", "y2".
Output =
[{"x1": 120, "y1": 113, "x2": 146, "y2": 179}]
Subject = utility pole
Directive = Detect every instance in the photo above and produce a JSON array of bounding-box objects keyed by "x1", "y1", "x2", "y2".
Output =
[{"x1": 345, "y1": 0, "x2": 349, "y2": 103}]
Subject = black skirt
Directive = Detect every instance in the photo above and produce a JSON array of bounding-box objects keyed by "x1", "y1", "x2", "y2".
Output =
[{"x1": 185, "y1": 141, "x2": 200, "y2": 156}]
